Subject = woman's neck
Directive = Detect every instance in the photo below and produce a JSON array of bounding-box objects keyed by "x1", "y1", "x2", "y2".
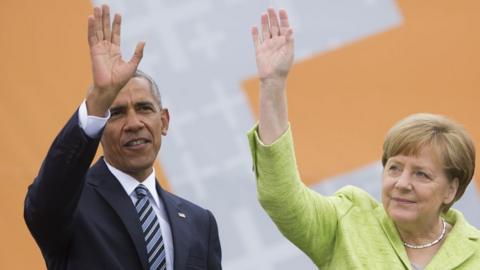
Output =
[{"x1": 396, "y1": 217, "x2": 443, "y2": 245}]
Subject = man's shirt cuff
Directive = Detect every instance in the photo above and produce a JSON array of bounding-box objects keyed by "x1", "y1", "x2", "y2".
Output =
[{"x1": 78, "y1": 100, "x2": 110, "y2": 138}]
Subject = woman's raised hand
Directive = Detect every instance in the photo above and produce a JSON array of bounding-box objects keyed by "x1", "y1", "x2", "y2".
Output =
[
  {"x1": 252, "y1": 8, "x2": 294, "y2": 83},
  {"x1": 252, "y1": 8, "x2": 294, "y2": 144}
]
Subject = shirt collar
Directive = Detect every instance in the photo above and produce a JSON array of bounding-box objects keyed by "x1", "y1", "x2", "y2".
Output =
[{"x1": 104, "y1": 159, "x2": 160, "y2": 207}]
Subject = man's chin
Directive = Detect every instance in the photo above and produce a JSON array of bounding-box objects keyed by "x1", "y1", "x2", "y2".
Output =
[
  {"x1": 126, "y1": 162, "x2": 155, "y2": 172},
  {"x1": 116, "y1": 160, "x2": 155, "y2": 178}
]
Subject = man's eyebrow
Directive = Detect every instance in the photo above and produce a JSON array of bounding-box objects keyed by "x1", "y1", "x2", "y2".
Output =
[
  {"x1": 135, "y1": 101, "x2": 155, "y2": 106},
  {"x1": 109, "y1": 104, "x2": 126, "y2": 111},
  {"x1": 135, "y1": 101, "x2": 159, "y2": 111}
]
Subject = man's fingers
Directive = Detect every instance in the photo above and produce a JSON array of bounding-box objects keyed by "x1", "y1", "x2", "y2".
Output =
[
  {"x1": 112, "y1": 14, "x2": 122, "y2": 46},
  {"x1": 251, "y1": 26, "x2": 260, "y2": 49},
  {"x1": 87, "y1": 16, "x2": 97, "y2": 47},
  {"x1": 267, "y1": 8, "x2": 280, "y2": 37},
  {"x1": 261, "y1": 13, "x2": 270, "y2": 41},
  {"x1": 129, "y1": 42, "x2": 145, "y2": 67},
  {"x1": 93, "y1": 6, "x2": 104, "y2": 41},
  {"x1": 102, "y1": 5, "x2": 112, "y2": 42}
]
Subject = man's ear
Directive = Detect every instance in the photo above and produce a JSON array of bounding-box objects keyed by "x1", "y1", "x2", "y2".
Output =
[{"x1": 160, "y1": 108, "x2": 170, "y2": 136}]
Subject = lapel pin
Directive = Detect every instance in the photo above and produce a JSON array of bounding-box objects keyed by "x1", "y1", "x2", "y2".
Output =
[{"x1": 178, "y1": 212, "x2": 186, "y2": 218}]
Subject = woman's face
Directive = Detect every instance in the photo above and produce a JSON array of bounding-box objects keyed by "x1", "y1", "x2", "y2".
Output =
[{"x1": 382, "y1": 145, "x2": 458, "y2": 225}]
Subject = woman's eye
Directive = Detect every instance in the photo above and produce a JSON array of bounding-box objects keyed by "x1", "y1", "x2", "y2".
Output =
[
  {"x1": 389, "y1": 165, "x2": 399, "y2": 171},
  {"x1": 415, "y1": 171, "x2": 429, "y2": 178},
  {"x1": 387, "y1": 165, "x2": 401, "y2": 176}
]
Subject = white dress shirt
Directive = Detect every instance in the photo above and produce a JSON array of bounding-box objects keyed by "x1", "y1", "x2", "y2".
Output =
[{"x1": 78, "y1": 100, "x2": 174, "y2": 269}]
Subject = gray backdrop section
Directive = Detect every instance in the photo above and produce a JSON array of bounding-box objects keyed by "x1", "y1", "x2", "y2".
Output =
[{"x1": 89, "y1": 0, "x2": 479, "y2": 269}]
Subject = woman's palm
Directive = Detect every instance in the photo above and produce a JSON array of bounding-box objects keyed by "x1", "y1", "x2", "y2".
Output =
[{"x1": 256, "y1": 35, "x2": 293, "y2": 80}]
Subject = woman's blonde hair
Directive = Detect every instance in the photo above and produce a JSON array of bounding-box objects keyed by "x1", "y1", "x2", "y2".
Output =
[{"x1": 382, "y1": 113, "x2": 475, "y2": 212}]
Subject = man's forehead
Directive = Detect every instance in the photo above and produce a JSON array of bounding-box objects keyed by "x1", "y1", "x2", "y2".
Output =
[{"x1": 111, "y1": 78, "x2": 156, "y2": 106}]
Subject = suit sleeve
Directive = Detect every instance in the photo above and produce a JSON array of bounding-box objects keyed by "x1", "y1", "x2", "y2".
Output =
[
  {"x1": 207, "y1": 209, "x2": 222, "y2": 270},
  {"x1": 24, "y1": 111, "x2": 101, "y2": 254}
]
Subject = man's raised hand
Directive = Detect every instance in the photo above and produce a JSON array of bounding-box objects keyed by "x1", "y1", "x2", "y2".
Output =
[{"x1": 86, "y1": 5, "x2": 145, "y2": 116}]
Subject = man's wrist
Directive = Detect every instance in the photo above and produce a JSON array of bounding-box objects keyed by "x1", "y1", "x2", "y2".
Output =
[
  {"x1": 85, "y1": 87, "x2": 117, "y2": 117},
  {"x1": 79, "y1": 100, "x2": 109, "y2": 138}
]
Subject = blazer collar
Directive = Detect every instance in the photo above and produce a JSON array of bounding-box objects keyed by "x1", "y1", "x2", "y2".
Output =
[
  {"x1": 426, "y1": 209, "x2": 479, "y2": 269},
  {"x1": 87, "y1": 159, "x2": 149, "y2": 270},
  {"x1": 374, "y1": 206, "x2": 480, "y2": 270}
]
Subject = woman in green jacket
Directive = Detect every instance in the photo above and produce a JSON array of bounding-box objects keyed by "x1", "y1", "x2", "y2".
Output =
[{"x1": 249, "y1": 8, "x2": 480, "y2": 269}]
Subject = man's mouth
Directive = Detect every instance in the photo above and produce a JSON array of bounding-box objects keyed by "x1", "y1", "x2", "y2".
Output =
[{"x1": 124, "y1": 138, "x2": 150, "y2": 147}]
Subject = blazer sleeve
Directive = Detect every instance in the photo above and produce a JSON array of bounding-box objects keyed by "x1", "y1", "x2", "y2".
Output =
[
  {"x1": 207, "y1": 209, "x2": 222, "y2": 270},
  {"x1": 24, "y1": 110, "x2": 101, "y2": 254},
  {"x1": 247, "y1": 124, "x2": 346, "y2": 265}
]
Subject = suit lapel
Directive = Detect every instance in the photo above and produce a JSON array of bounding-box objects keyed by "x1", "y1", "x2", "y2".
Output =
[
  {"x1": 157, "y1": 183, "x2": 192, "y2": 270},
  {"x1": 88, "y1": 159, "x2": 149, "y2": 270}
]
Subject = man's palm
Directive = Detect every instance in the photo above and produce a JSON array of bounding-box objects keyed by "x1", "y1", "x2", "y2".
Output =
[
  {"x1": 91, "y1": 41, "x2": 136, "y2": 91},
  {"x1": 87, "y1": 6, "x2": 144, "y2": 93}
]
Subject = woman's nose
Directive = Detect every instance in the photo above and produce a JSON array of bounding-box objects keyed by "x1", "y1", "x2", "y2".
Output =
[{"x1": 395, "y1": 171, "x2": 413, "y2": 191}]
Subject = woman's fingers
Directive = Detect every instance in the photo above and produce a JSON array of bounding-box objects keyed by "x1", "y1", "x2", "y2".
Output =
[
  {"x1": 261, "y1": 13, "x2": 270, "y2": 41},
  {"x1": 251, "y1": 26, "x2": 260, "y2": 48},
  {"x1": 279, "y1": 9, "x2": 290, "y2": 35},
  {"x1": 259, "y1": 8, "x2": 290, "y2": 41},
  {"x1": 267, "y1": 8, "x2": 280, "y2": 37}
]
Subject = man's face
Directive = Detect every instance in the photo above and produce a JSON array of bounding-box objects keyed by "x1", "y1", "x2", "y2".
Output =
[{"x1": 101, "y1": 77, "x2": 169, "y2": 181}]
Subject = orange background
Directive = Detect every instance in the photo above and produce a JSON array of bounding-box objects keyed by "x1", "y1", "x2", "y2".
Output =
[
  {"x1": 0, "y1": 0, "x2": 167, "y2": 268},
  {"x1": 1, "y1": 0, "x2": 480, "y2": 269}
]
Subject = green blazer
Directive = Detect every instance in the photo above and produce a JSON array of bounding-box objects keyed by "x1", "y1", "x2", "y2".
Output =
[{"x1": 248, "y1": 125, "x2": 480, "y2": 269}]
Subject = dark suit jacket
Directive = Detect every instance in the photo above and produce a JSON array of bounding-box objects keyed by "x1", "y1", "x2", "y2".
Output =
[{"x1": 24, "y1": 111, "x2": 222, "y2": 270}]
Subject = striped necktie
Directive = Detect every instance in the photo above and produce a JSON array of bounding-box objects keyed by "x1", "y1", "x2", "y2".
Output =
[{"x1": 135, "y1": 185, "x2": 167, "y2": 270}]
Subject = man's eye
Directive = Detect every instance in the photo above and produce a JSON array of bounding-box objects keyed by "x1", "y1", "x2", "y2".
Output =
[
  {"x1": 110, "y1": 110, "x2": 122, "y2": 117},
  {"x1": 139, "y1": 105, "x2": 154, "y2": 112}
]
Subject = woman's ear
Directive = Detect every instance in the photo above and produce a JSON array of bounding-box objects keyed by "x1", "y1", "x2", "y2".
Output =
[{"x1": 444, "y1": 177, "x2": 459, "y2": 205}]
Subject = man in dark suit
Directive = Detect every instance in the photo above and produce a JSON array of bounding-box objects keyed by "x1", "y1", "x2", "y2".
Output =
[{"x1": 24, "y1": 5, "x2": 222, "y2": 270}]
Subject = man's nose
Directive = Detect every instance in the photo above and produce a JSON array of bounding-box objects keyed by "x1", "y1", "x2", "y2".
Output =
[{"x1": 124, "y1": 111, "x2": 144, "y2": 131}]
